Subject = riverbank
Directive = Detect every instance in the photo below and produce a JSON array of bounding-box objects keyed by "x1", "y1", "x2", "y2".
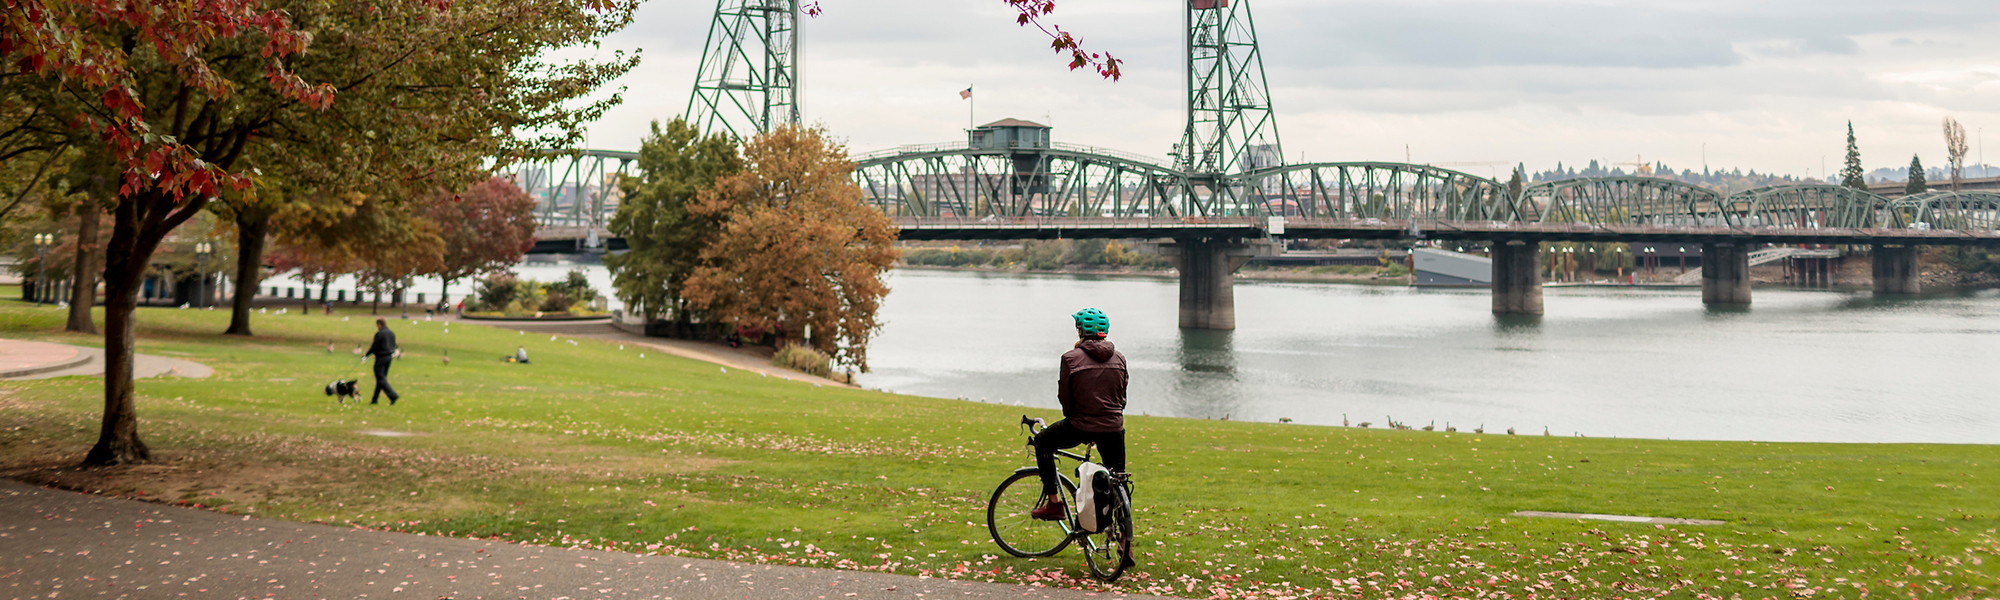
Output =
[{"x1": 0, "y1": 298, "x2": 1993, "y2": 598}]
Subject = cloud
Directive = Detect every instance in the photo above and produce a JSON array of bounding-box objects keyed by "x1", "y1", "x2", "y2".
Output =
[{"x1": 570, "y1": 0, "x2": 2000, "y2": 175}]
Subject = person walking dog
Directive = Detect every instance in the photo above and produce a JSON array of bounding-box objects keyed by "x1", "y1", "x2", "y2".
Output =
[{"x1": 367, "y1": 318, "x2": 402, "y2": 405}]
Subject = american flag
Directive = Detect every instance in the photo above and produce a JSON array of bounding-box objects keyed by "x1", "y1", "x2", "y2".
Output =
[{"x1": 959, "y1": 86, "x2": 973, "y2": 100}]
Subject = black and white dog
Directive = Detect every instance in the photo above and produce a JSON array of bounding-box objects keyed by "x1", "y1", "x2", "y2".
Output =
[{"x1": 324, "y1": 379, "x2": 360, "y2": 403}]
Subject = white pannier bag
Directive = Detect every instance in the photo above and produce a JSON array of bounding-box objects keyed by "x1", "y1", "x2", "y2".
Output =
[{"x1": 1075, "y1": 461, "x2": 1110, "y2": 533}]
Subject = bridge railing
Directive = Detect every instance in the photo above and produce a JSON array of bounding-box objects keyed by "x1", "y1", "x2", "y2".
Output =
[{"x1": 892, "y1": 215, "x2": 1262, "y2": 229}]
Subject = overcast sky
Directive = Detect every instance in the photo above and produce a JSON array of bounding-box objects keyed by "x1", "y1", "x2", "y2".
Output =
[{"x1": 558, "y1": 0, "x2": 2000, "y2": 179}]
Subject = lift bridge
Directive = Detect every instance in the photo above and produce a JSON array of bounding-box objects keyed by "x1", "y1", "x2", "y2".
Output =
[
  {"x1": 504, "y1": 149, "x2": 635, "y2": 253},
  {"x1": 531, "y1": 0, "x2": 2000, "y2": 328}
]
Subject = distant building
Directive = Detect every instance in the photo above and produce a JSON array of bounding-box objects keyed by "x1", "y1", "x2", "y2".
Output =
[{"x1": 967, "y1": 118, "x2": 1051, "y2": 150}]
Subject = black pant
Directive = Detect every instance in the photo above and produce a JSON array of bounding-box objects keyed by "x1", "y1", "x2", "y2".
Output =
[
  {"x1": 371, "y1": 357, "x2": 399, "y2": 403},
  {"x1": 1034, "y1": 419, "x2": 1125, "y2": 496}
]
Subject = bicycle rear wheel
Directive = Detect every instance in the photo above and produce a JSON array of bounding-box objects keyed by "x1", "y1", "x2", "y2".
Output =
[
  {"x1": 1080, "y1": 485, "x2": 1134, "y2": 581},
  {"x1": 987, "y1": 469, "x2": 1075, "y2": 558}
]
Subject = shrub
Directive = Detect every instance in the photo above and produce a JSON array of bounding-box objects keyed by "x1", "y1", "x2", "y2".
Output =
[
  {"x1": 475, "y1": 273, "x2": 522, "y2": 310},
  {"x1": 1021, "y1": 240, "x2": 1065, "y2": 271},
  {"x1": 539, "y1": 290, "x2": 573, "y2": 313},
  {"x1": 548, "y1": 269, "x2": 599, "y2": 306},
  {"x1": 771, "y1": 344, "x2": 832, "y2": 377}
]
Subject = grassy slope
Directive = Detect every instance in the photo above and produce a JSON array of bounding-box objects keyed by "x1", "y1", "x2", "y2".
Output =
[{"x1": 0, "y1": 296, "x2": 1993, "y2": 599}]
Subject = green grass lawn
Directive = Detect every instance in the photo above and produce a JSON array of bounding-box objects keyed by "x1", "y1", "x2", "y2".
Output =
[{"x1": 0, "y1": 296, "x2": 1994, "y2": 599}]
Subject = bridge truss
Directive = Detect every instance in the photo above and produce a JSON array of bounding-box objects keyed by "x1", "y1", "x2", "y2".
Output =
[
  {"x1": 1240, "y1": 162, "x2": 1514, "y2": 221},
  {"x1": 1889, "y1": 191, "x2": 2000, "y2": 231},
  {"x1": 1518, "y1": 177, "x2": 1722, "y2": 226},
  {"x1": 853, "y1": 143, "x2": 1197, "y2": 219},
  {"x1": 504, "y1": 149, "x2": 637, "y2": 237},
  {"x1": 1718, "y1": 185, "x2": 1886, "y2": 229}
]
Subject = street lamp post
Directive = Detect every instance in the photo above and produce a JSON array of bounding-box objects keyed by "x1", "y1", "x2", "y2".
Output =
[
  {"x1": 195, "y1": 242, "x2": 212, "y2": 308},
  {"x1": 33, "y1": 233, "x2": 53, "y2": 306}
]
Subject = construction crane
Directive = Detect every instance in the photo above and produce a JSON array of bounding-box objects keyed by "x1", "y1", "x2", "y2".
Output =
[{"x1": 1613, "y1": 154, "x2": 1655, "y2": 177}]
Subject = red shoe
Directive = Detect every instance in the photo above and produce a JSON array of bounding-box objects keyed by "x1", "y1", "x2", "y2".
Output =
[{"x1": 1029, "y1": 499, "x2": 1067, "y2": 521}]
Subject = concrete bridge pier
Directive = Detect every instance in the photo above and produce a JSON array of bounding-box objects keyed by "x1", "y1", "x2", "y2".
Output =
[
  {"x1": 1701, "y1": 243, "x2": 1751, "y2": 305},
  {"x1": 1490, "y1": 241, "x2": 1543, "y2": 315},
  {"x1": 1165, "y1": 239, "x2": 1272, "y2": 330},
  {"x1": 1872, "y1": 245, "x2": 1920, "y2": 295}
]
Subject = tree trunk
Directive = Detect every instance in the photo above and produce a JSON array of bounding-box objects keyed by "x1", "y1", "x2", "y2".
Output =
[
  {"x1": 66, "y1": 203, "x2": 99, "y2": 333},
  {"x1": 85, "y1": 196, "x2": 163, "y2": 466},
  {"x1": 319, "y1": 276, "x2": 331, "y2": 314},
  {"x1": 224, "y1": 214, "x2": 269, "y2": 335}
]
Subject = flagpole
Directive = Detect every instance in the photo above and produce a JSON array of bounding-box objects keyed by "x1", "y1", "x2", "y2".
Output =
[{"x1": 968, "y1": 85, "x2": 974, "y2": 131}]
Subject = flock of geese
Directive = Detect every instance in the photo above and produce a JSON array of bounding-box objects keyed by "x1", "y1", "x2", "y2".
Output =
[{"x1": 1332, "y1": 414, "x2": 1554, "y2": 436}]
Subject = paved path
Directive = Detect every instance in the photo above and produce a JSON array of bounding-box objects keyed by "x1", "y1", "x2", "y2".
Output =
[
  {"x1": 0, "y1": 341, "x2": 88, "y2": 378},
  {"x1": 0, "y1": 480, "x2": 1164, "y2": 600},
  {"x1": 0, "y1": 341, "x2": 211, "y2": 381},
  {"x1": 471, "y1": 320, "x2": 857, "y2": 389}
]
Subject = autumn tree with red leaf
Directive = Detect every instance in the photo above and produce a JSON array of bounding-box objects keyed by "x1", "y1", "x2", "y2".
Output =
[
  {"x1": 682, "y1": 125, "x2": 898, "y2": 371},
  {"x1": 2, "y1": 0, "x2": 638, "y2": 465},
  {"x1": 419, "y1": 177, "x2": 538, "y2": 305}
]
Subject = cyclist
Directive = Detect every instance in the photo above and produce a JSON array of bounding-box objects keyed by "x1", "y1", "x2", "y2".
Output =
[{"x1": 1030, "y1": 308, "x2": 1129, "y2": 521}]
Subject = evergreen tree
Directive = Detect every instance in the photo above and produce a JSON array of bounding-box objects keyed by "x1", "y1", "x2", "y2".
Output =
[
  {"x1": 1841, "y1": 121, "x2": 1867, "y2": 190},
  {"x1": 1907, "y1": 155, "x2": 1928, "y2": 196}
]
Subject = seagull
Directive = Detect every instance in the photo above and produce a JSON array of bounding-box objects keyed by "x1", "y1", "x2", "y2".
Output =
[
  {"x1": 619, "y1": 345, "x2": 625, "y2": 350},
  {"x1": 720, "y1": 367, "x2": 728, "y2": 374},
  {"x1": 550, "y1": 335, "x2": 558, "y2": 341},
  {"x1": 638, "y1": 353, "x2": 644, "y2": 358}
]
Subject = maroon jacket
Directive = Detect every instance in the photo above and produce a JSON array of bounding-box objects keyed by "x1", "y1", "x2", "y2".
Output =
[{"x1": 1058, "y1": 339, "x2": 1128, "y2": 433}]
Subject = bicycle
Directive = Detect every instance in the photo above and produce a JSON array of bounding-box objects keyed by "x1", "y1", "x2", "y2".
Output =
[{"x1": 985, "y1": 415, "x2": 1135, "y2": 581}]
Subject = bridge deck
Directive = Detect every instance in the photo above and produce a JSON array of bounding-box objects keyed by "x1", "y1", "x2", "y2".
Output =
[{"x1": 892, "y1": 217, "x2": 2000, "y2": 245}]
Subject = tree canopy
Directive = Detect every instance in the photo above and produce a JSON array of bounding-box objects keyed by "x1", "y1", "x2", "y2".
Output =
[
  {"x1": 420, "y1": 177, "x2": 538, "y2": 302},
  {"x1": 606, "y1": 118, "x2": 742, "y2": 323},
  {"x1": 1841, "y1": 121, "x2": 1866, "y2": 191},
  {"x1": 1907, "y1": 155, "x2": 1928, "y2": 196},
  {"x1": 2, "y1": 0, "x2": 638, "y2": 465},
  {"x1": 681, "y1": 125, "x2": 898, "y2": 371}
]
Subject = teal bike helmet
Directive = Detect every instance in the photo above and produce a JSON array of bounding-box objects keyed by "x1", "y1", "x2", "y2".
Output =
[{"x1": 1072, "y1": 308, "x2": 1109, "y2": 338}]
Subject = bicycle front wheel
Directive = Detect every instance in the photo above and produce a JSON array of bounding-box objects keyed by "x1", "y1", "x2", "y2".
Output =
[
  {"x1": 987, "y1": 469, "x2": 1075, "y2": 558},
  {"x1": 1080, "y1": 485, "x2": 1134, "y2": 581}
]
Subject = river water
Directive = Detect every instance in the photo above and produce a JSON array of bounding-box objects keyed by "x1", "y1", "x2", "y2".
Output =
[{"x1": 861, "y1": 269, "x2": 2000, "y2": 445}]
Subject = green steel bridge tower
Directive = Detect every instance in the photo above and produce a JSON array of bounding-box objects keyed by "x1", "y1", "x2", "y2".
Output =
[
  {"x1": 1177, "y1": 0, "x2": 1283, "y2": 180},
  {"x1": 687, "y1": 0, "x2": 801, "y2": 137}
]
